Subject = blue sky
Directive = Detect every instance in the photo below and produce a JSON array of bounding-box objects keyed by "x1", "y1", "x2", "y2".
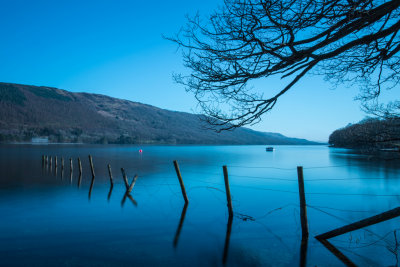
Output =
[{"x1": 0, "y1": 0, "x2": 366, "y2": 142}]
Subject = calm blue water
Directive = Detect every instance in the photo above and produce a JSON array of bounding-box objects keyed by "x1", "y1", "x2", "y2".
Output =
[{"x1": 0, "y1": 145, "x2": 400, "y2": 266}]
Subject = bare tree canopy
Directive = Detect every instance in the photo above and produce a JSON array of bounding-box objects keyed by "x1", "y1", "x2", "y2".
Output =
[{"x1": 168, "y1": 0, "x2": 400, "y2": 131}]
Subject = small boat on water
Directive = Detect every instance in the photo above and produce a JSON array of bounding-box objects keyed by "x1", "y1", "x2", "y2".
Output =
[{"x1": 266, "y1": 147, "x2": 274, "y2": 151}]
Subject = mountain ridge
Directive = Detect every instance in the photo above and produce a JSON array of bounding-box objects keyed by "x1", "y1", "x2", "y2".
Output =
[{"x1": 0, "y1": 82, "x2": 320, "y2": 145}]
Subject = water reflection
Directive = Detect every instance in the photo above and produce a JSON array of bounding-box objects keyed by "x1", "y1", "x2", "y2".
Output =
[
  {"x1": 299, "y1": 236, "x2": 308, "y2": 267},
  {"x1": 173, "y1": 203, "x2": 188, "y2": 248},
  {"x1": 107, "y1": 184, "x2": 113, "y2": 201},
  {"x1": 121, "y1": 192, "x2": 137, "y2": 207},
  {"x1": 88, "y1": 177, "x2": 94, "y2": 200},
  {"x1": 317, "y1": 239, "x2": 356, "y2": 267},
  {"x1": 222, "y1": 215, "x2": 233, "y2": 265},
  {"x1": 77, "y1": 173, "x2": 82, "y2": 188},
  {"x1": 2, "y1": 145, "x2": 400, "y2": 266}
]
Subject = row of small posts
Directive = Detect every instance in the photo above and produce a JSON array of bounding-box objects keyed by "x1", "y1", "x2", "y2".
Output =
[
  {"x1": 42, "y1": 155, "x2": 95, "y2": 177},
  {"x1": 42, "y1": 154, "x2": 139, "y2": 203}
]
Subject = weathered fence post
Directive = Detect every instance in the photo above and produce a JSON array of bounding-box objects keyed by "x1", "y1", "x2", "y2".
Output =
[
  {"x1": 121, "y1": 168, "x2": 129, "y2": 189},
  {"x1": 88, "y1": 155, "x2": 95, "y2": 177},
  {"x1": 107, "y1": 164, "x2": 113, "y2": 185},
  {"x1": 223, "y1": 165, "x2": 233, "y2": 217},
  {"x1": 127, "y1": 175, "x2": 138, "y2": 193},
  {"x1": 78, "y1": 158, "x2": 82, "y2": 176},
  {"x1": 70, "y1": 158, "x2": 73, "y2": 174},
  {"x1": 316, "y1": 207, "x2": 400, "y2": 240},
  {"x1": 297, "y1": 166, "x2": 309, "y2": 238},
  {"x1": 173, "y1": 160, "x2": 189, "y2": 204}
]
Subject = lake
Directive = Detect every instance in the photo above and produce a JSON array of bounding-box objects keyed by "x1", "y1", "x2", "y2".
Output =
[{"x1": 0, "y1": 144, "x2": 399, "y2": 266}]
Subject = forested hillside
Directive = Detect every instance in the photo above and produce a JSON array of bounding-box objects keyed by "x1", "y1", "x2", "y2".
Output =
[
  {"x1": 329, "y1": 118, "x2": 400, "y2": 150},
  {"x1": 0, "y1": 82, "x2": 319, "y2": 145}
]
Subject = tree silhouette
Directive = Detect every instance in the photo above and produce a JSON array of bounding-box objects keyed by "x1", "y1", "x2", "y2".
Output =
[{"x1": 169, "y1": 0, "x2": 400, "y2": 131}]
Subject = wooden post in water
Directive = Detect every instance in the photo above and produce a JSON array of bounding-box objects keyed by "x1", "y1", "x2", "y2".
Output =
[
  {"x1": 297, "y1": 166, "x2": 309, "y2": 238},
  {"x1": 55, "y1": 156, "x2": 57, "y2": 168},
  {"x1": 127, "y1": 175, "x2": 138, "y2": 193},
  {"x1": 107, "y1": 164, "x2": 113, "y2": 185},
  {"x1": 42, "y1": 155, "x2": 45, "y2": 166},
  {"x1": 88, "y1": 155, "x2": 95, "y2": 177},
  {"x1": 50, "y1": 156, "x2": 52, "y2": 168},
  {"x1": 316, "y1": 207, "x2": 400, "y2": 240},
  {"x1": 78, "y1": 158, "x2": 82, "y2": 176},
  {"x1": 121, "y1": 168, "x2": 129, "y2": 189},
  {"x1": 173, "y1": 160, "x2": 189, "y2": 204},
  {"x1": 61, "y1": 157, "x2": 64, "y2": 171},
  {"x1": 223, "y1": 165, "x2": 233, "y2": 217},
  {"x1": 70, "y1": 158, "x2": 73, "y2": 174},
  {"x1": 45, "y1": 155, "x2": 48, "y2": 165}
]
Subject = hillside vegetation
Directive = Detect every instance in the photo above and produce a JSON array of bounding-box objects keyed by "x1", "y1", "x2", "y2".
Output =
[
  {"x1": 329, "y1": 118, "x2": 400, "y2": 150},
  {"x1": 0, "y1": 82, "x2": 319, "y2": 145}
]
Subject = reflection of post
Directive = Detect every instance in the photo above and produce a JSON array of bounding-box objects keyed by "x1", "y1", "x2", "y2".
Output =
[
  {"x1": 223, "y1": 166, "x2": 233, "y2": 217},
  {"x1": 88, "y1": 176, "x2": 95, "y2": 200},
  {"x1": 299, "y1": 236, "x2": 308, "y2": 267},
  {"x1": 223, "y1": 214, "x2": 233, "y2": 265},
  {"x1": 317, "y1": 239, "x2": 356, "y2": 267},
  {"x1": 173, "y1": 203, "x2": 188, "y2": 248},
  {"x1": 107, "y1": 184, "x2": 113, "y2": 202},
  {"x1": 78, "y1": 173, "x2": 82, "y2": 188},
  {"x1": 107, "y1": 164, "x2": 114, "y2": 185},
  {"x1": 121, "y1": 193, "x2": 137, "y2": 207},
  {"x1": 297, "y1": 166, "x2": 309, "y2": 238}
]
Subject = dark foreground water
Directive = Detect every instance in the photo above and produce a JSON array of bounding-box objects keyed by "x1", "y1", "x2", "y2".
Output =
[{"x1": 0, "y1": 145, "x2": 400, "y2": 266}]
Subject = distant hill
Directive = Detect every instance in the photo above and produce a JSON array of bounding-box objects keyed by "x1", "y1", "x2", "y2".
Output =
[
  {"x1": 0, "y1": 82, "x2": 319, "y2": 145},
  {"x1": 329, "y1": 118, "x2": 400, "y2": 150}
]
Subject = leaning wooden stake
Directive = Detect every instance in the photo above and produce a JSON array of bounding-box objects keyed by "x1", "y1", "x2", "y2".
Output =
[
  {"x1": 88, "y1": 155, "x2": 95, "y2": 177},
  {"x1": 316, "y1": 207, "x2": 400, "y2": 240},
  {"x1": 78, "y1": 158, "x2": 82, "y2": 176},
  {"x1": 127, "y1": 175, "x2": 138, "y2": 193},
  {"x1": 121, "y1": 168, "x2": 129, "y2": 189},
  {"x1": 107, "y1": 164, "x2": 113, "y2": 185},
  {"x1": 297, "y1": 166, "x2": 309, "y2": 237},
  {"x1": 223, "y1": 165, "x2": 234, "y2": 217},
  {"x1": 173, "y1": 160, "x2": 189, "y2": 203}
]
